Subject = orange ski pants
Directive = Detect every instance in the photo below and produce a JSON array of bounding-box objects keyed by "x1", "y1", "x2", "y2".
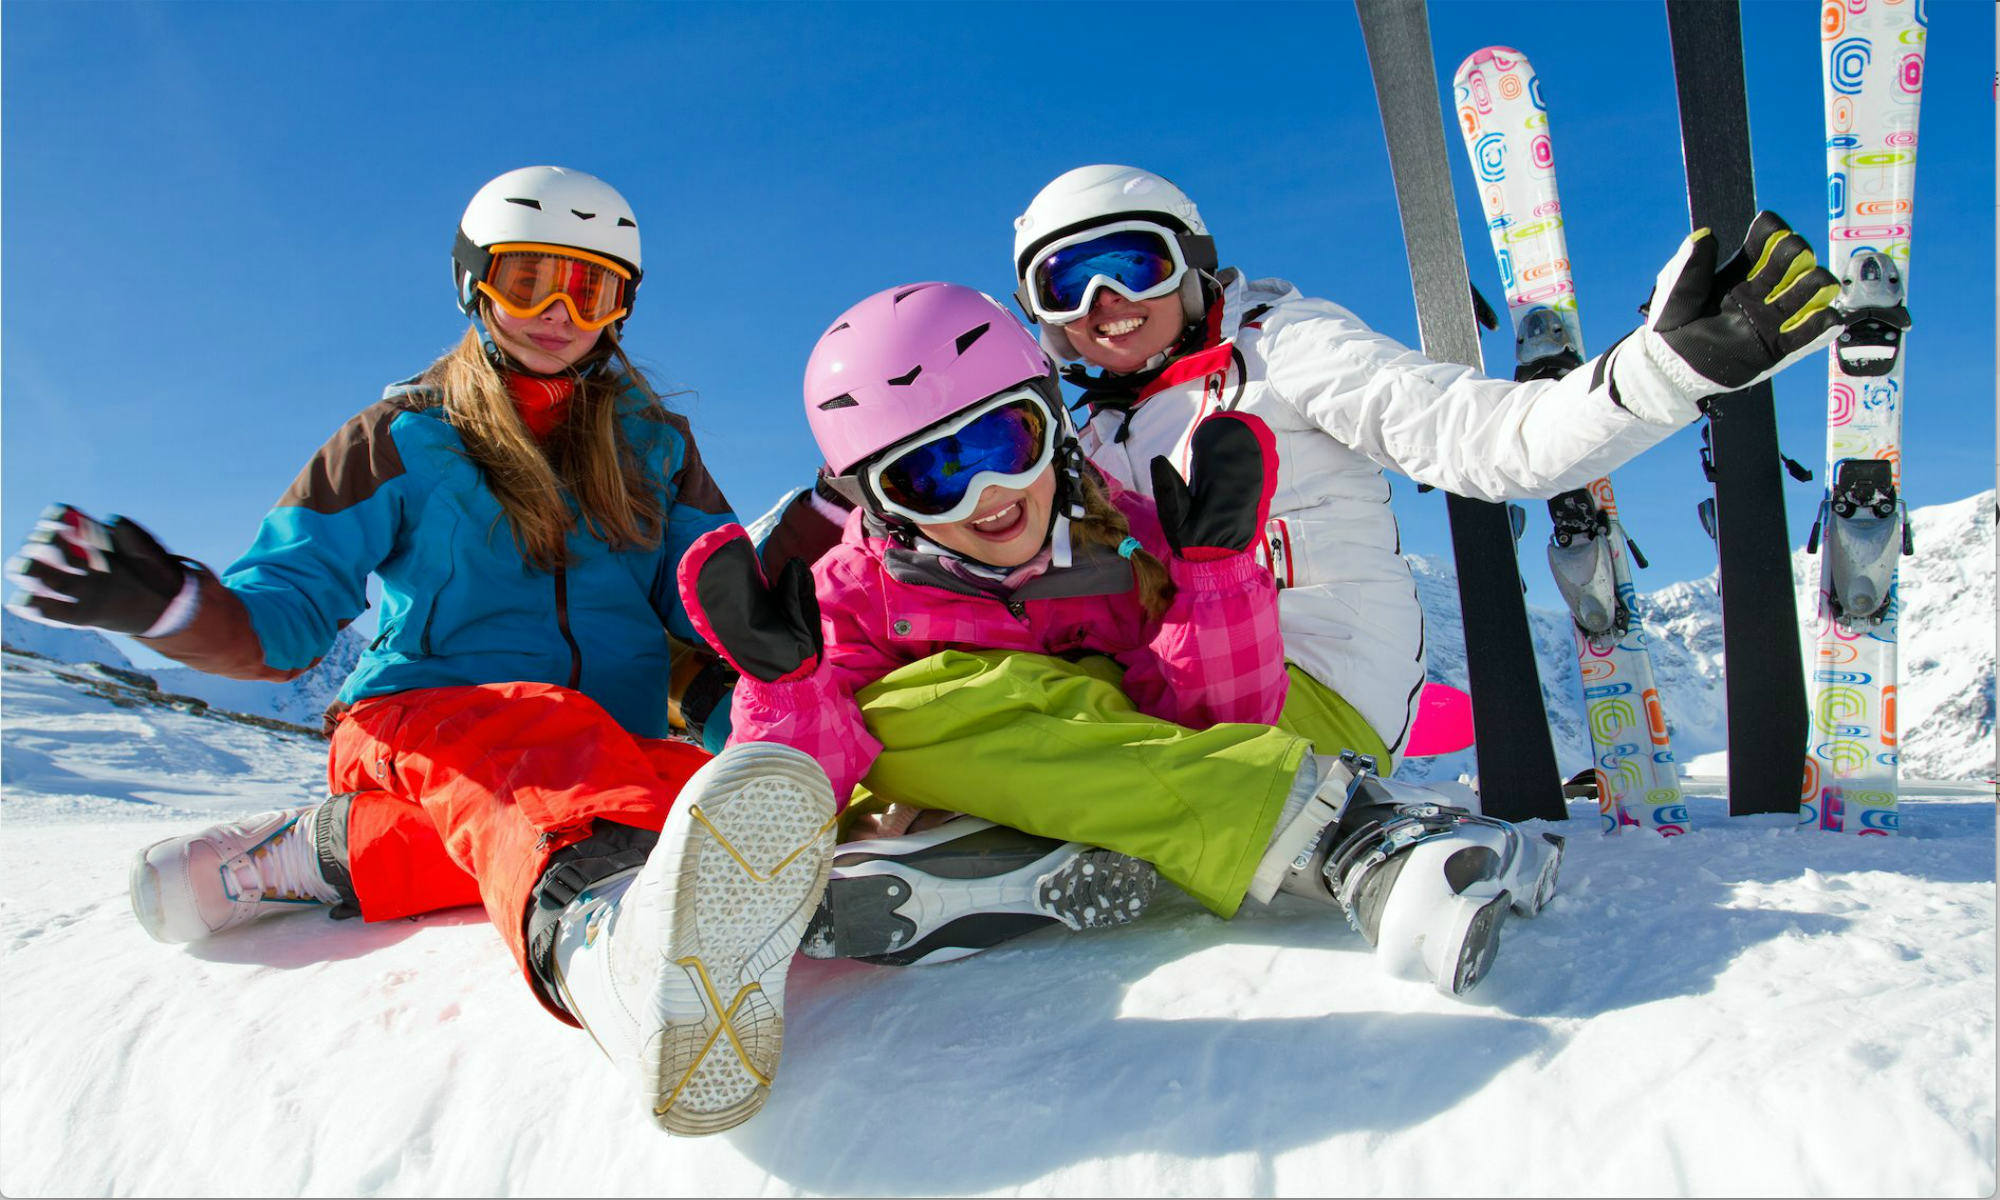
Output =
[{"x1": 325, "y1": 682, "x2": 711, "y2": 1023}]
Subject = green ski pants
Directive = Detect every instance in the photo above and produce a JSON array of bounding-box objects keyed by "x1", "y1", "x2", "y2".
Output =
[{"x1": 848, "y1": 651, "x2": 1382, "y2": 917}]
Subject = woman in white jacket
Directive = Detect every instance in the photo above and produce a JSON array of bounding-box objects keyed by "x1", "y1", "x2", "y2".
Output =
[{"x1": 1010, "y1": 163, "x2": 1842, "y2": 767}]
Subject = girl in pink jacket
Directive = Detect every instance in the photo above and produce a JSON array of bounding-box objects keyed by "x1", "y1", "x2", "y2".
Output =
[{"x1": 680, "y1": 283, "x2": 1565, "y2": 998}]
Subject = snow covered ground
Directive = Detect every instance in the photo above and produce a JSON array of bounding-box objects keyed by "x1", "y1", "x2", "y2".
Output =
[{"x1": 2, "y1": 645, "x2": 1993, "y2": 1197}]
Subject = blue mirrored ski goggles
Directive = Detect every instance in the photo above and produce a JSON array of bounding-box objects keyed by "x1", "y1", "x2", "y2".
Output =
[
  {"x1": 865, "y1": 389, "x2": 1057, "y2": 525},
  {"x1": 1025, "y1": 221, "x2": 1190, "y2": 325}
]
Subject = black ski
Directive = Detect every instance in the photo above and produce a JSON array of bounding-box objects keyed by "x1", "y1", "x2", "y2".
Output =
[
  {"x1": 1355, "y1": 0, "x2": 1565, "y2": 823},
  {"x1": 1665, "y1": 0, "x2": 1808, "y2": 816}
]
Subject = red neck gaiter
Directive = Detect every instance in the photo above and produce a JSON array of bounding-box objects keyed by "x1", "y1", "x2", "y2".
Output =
[{"x1": 505, "y1": 373, "x2": 576, "y2": 440}]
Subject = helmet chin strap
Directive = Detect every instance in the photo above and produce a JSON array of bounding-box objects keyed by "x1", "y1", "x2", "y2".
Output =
[{"x1": 1054, "y1": 438, "x2": 1090, "y2": 521}]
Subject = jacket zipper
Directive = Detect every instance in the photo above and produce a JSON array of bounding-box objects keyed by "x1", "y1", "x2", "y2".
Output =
[{"x1": 553, "y1": 567, "x2": 583, "y2": 690}]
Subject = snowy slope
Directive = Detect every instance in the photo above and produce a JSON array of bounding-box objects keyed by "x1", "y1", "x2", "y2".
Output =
[{"x1": 2, "y1": 643, "x2": 1995, "y2": 1196}]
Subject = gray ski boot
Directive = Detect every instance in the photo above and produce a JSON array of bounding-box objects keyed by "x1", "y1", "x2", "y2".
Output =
[{"x1": 1256, "y1": 752, "x2": 1565, "y2": 996}]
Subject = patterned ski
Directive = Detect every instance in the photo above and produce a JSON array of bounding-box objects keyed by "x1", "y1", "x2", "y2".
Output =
[
  {"x1": 1452, "y1": 46, "x2": 1688, "y2": 837},
  {"x1": 1802, "y1": 0, "x2": 1926, "y2": 836}
]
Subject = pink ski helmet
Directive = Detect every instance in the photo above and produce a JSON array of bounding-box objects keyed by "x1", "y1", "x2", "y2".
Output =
[{"x1": 804, "y1": 282, "x2": 1057, "y2": 478}]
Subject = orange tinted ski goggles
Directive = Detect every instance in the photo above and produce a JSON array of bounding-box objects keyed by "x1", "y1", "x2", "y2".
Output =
[{"x1": 474, "y1": 243, "x2": 632, "y2": 330}]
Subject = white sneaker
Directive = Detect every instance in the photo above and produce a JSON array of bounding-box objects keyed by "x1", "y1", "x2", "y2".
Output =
[
  {"x1": 130, "y1": 806, "x2": 344, "y2": 943},
  {"x1": 550, "y1": 742, "x2": 836, "y2": 1136}
]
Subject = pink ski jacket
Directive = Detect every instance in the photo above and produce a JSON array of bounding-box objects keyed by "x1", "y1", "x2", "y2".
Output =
[{"x1": 724, "y1": 483, "x2": 1287, "y2": 804}]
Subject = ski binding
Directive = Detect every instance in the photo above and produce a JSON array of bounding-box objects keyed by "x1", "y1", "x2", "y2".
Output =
[
  {"x1": 1514, "y1": 307, "x2": 1584, "y2": 381},
  {"x1": 1833, "y1": 250, "x2": 1912, "y2": 378},
  {"x1": 1546, "y1": 488, "x2": 1625, "y2": 641},
  {"x1": 1807, "y1": 458, "x2": 1908, "y2": 629}
]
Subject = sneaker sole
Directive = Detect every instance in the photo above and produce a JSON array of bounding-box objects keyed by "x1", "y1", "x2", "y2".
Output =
[
  {"x1": 644, "y1": 745, "x2": 835, "y2": 1136},
  {"x1": 129, "y1": 844, "x2": 170, "y2": 943},
  {"x1": 1039, "y1": 848, "x2": 1157, "y2": 932},
  {"x1": 810, "y1": 833, "x2": 1156, "y2": 965}
]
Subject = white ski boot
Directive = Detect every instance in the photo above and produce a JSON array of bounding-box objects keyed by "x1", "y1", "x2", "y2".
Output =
[
  {"x1": 1255, "y1": 752, "x2": 1564, "y2": 996},
  {"x1": 801, "y1": 816, "x2": 1158, "y2": 965},
  {"x1": 548, "y1": 741, "x2": 836, "y2": 1136},
  {"x1": 130, "y1": 804, "x2": 349, "y2": 943}
]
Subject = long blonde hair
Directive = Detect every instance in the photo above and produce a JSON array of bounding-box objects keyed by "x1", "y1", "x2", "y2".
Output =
[
  {"x1": 421, "y1": 319, "x2": 667, "y2": 572},
  {"x1": 1068, "y1": 468, "x2": 1175, "y2": 621}
]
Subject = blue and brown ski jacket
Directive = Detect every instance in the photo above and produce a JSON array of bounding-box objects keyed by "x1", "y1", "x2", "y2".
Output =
[{"x1": 147, "y1": 373, "x2": 735, "y2": 738}]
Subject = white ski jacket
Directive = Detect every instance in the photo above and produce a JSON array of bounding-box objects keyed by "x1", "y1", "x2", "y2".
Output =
[{"x1": 1073, "y1": 271, "x2": 1707, "y2": 761}]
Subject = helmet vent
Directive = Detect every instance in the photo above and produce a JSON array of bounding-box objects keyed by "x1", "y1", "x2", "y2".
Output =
[
  {"x1": 571, "y1": 209, "x2": 595, "y2": 219},
  {"x1": 954, "y1": 323, "x2": 990, "y2": 354},
  {"x1": 505, "y1": 197, "x2": 543, "y2": 210},
  {"x1": 891, "y1": 285, "x2": 928, "y2": 303},
  {"x1": 887, "y1": 365, "x2": 923, "y2": 386},
  {"x1": 828, "y1": 322, "x2": 850, "y2": 333},
  {"x1": 617, "y1": 217, "x2": 636, "y2": 227},
  {"x1": 817, "y1": 394, "x2": 858, "y2": 411}
]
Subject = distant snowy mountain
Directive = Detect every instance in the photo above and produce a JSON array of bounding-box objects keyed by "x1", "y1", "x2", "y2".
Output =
[
  {"x1": 0, "y1": 613, "x2": 134, "y2": 670},
  {"x1": 3, "y1": 610, "x2": 364, "y2": 733},
  {"x1": 1400, "y1": 490, "x2": 1996, "y2": 784},
  {"x1": 147, "y1": 626, "x2": 367, "y2": 731}
]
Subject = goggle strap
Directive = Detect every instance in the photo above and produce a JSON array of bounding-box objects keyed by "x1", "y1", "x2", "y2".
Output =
[
  {"x1": 821, "y1": 472, "x2": 868, "y2": 509},
  {"x1": 1181, "y1": 232, "x2": 1217, "y2": 274}
]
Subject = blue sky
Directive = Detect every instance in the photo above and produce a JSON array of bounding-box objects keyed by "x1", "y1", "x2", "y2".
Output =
[{"x1": 4, "y1": 1, "x2": 1991, "y2": 655}]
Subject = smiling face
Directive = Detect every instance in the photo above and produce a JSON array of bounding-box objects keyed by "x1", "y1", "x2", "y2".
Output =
[
  {"x1": 484, "y1": 297, "x2": 604, "y2": 374},
  {"x1": 917, "y1": 465, "x2": 1059, "y2": 568},
  {"x1": 1058, "y1": 289, "x2": 1186, "y2": 375}
]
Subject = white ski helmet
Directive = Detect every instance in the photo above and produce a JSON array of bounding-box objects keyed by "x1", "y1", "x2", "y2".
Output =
[
  {"x1": 1011, "y1": 164, "x2": 1217, "y2": 360},
  {"x1": 452, "y1": 166, "x2": 644, "y2": 320}
]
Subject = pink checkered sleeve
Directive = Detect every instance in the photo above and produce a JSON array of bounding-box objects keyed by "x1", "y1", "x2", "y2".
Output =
[
  {"x1": 726, "y1": 667, "x2": 880, "y2": 808},
  {"x1": 1120, "y1": 549, "x2": 1288, "y2": 729}
]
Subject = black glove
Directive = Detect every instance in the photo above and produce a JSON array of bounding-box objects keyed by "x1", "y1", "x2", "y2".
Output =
[
  {"x1": 6, "y1": 504, "x2": 192, "y2": 636},
  {"x1": 1148, "y1": 412, "x2": 1277, "y2": 561},
  {"x1": 676, "y1": 525, "x2": 822, "y2": 684},
  {"x1": 1639, "y1": 210, "x2": 1842, "y2": 398}
]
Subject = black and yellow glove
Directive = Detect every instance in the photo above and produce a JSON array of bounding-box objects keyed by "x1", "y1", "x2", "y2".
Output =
[{"x1": 1638, "y1": 210, "x2": 1842, "y2": 402}]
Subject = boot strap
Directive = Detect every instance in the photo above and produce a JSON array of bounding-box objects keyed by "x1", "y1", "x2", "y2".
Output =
[{"x1": 1324, "y1": 804, "x2": 1468, "y2": 921}]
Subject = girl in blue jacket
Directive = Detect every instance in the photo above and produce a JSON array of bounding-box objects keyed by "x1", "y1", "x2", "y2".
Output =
[{"x1": 7, "y1": 166, "x2": 834, "y2": 1137}]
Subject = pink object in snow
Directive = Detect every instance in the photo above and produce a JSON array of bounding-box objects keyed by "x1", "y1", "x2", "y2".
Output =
[{"x1": 1404, "y1": 682, "x2": 1475, "y2": 757}]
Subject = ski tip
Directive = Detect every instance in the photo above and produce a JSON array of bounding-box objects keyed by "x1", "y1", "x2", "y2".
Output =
[{"x1": 1454, "y1": 45, "x2": 1529, "y2": 81}]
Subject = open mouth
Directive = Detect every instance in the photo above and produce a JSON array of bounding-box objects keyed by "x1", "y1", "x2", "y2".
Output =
[
  {"x1": 1094, "y1": 315, "x2": 1146, "y2": 338},
  {"x1": 966, "y1": 500, "x2": 1027, "y2": 540}
]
